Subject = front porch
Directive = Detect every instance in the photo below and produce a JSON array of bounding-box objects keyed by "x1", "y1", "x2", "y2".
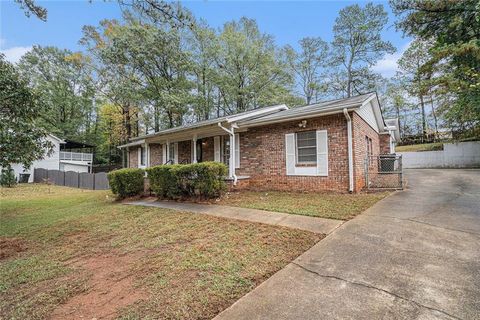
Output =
[{"x1": 126, "y1": 124, "x2": 243, "y2": 184}]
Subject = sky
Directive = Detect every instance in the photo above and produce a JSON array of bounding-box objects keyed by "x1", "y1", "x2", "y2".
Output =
[{"x1": 0, "y1": 0, "x2": 411, "y2": 78}]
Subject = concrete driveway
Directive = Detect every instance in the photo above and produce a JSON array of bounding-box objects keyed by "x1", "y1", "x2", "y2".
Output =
[{"x1": 215, "y1": 169, "x2": 480, "y2": 320}]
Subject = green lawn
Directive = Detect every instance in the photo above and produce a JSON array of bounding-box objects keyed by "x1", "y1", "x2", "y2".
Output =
[
  {"x1": 0, "y1": 184, "x2": 321, "y2": 320},
  {"x1": 396, "y1": 142, "x2": 444, "y2": 152},
  {"x1": 218, "y1": 191, "x2": 389, "y2": 220}
]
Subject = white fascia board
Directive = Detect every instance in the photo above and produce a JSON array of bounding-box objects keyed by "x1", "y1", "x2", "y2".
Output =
[
  {"x1": 239, "y1": 106, "x2": 359, "y2": 128},
  {"x1": 365, "y1": 94, "x2": 387, "y2": 133},
  {"x1": 226, "y1": 104, "x2": 288, "y2": 123}
]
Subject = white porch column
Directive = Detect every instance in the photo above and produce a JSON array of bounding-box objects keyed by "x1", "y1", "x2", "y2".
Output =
[
  {"x1": 229, "y1": 130, "x2": 235, "y2": 179},
  {"x1": 166, "y1": 139, "x2": 170, "y2": 164},
  {"x1": 192, "y1": 134, "x2": 197, "y2": 163},
  {"x1": 145, "y1": 143, "x2": 150, "y2": 167},
  {"x1": 218, "y1": 122, "x2": 237, "y2": 185}
]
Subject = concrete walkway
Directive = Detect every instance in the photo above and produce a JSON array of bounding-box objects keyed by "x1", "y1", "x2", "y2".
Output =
[
  {"x1": 125, "y1": 199, "x2": 342, "y2": 234},
  {"x1": 215, "y1": 169, "x2": 480, "y2": 320}
]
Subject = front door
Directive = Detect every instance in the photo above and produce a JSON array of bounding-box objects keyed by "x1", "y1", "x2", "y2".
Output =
[{"x1": 196, "y1": 139, "x2": 203, "y2": 163}]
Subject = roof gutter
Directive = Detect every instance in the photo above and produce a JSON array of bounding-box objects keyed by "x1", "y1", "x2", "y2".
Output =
[
  {"x1": 343, "y1": 108, "x2": 354, "y2": 193},
  {"x1": 217, "y1": 122, "x2": 237, "y2": 185},
  {"x1": 240, "y1": 106, "x2": 360, "y2": 128},
  {"x1": 117, "y1": 139, "x2": 146, "y2": 149}
]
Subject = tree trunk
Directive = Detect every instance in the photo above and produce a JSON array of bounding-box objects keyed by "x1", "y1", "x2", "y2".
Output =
[
  {"x1": 430, "y1": 96, "x2": 439, "y2": 138},
  {"x1": 154, "y1": 103, "x2": 160, "y2": 132},
  {"x1": 419, "y1": 94, "x2": 427, "y2": 142},
  {"x1": 124, "y1": 105, "x2": 132, "y2": 141},
  {"x1": 395, "y1": 102, "x2": 402, "y2": 139}
]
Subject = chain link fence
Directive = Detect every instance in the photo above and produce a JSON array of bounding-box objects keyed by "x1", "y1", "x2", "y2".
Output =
[{"x1": 365, "y1": 155, "x2": 403, "y2": 190}]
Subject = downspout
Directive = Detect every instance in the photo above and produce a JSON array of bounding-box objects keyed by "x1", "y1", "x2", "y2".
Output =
[
  {"x1": 343, "y1": 108, "x2": 354, "y2": 193},
  {"x1": 218, "y1": 122, "x2": 237, "y2": 185}
]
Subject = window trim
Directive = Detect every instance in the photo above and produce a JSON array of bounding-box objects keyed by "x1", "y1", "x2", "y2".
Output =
[
  {"x1": 221, "y1": 135, "x2": 230, "y2": 166},
  {"x1": 295, "y1": 130, "x2": 317, "y2": 165},
  {"x1": 139, "y1": 146, "x2": 146, "y2": 166},
  {"x1": 168, "y1": 143, "x2": 175, "y2": 163}
]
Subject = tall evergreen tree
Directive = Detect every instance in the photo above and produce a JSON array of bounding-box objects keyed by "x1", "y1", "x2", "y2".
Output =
[
  {"x1": 330, "y1": 2, "x2": 395, "y2": 97},
  {"x1": 285, "y1": 37, "x2": 329, "y2": 104}
]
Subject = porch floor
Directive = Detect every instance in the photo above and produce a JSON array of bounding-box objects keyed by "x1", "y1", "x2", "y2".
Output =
[{"x1": 124, "y1": 199, "x2": 342, "y2": 234}]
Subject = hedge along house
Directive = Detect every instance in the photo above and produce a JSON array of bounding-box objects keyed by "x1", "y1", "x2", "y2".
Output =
[{"x1": 119, "y1": 93, "x2": 400, "y2": 193}]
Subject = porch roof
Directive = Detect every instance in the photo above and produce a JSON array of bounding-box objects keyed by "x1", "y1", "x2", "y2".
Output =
[{"x1": 119, "y1": 104, "x2": 287, "y2": 147}]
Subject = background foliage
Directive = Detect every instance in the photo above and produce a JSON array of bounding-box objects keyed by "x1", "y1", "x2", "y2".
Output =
[{"x1": 6, "y1": 0, "x2": 479, "y2": 169}]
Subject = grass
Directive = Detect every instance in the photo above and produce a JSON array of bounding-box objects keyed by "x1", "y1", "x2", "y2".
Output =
[
  {"x1": 218, "y1": 191, "x2": 389, "y2": 220},
  {"x1": 0, "y1": 184, "x2": 321, "y2": 320},
  {"x1": 396, "y1": 142, "x2": 444, "y2": 152}
]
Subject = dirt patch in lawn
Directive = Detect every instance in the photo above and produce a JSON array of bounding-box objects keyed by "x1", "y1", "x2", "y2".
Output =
[
  {"x1": 51, "y1": 252, "x2": 148, "y2": 320},
  {"x1": 1, "y1": 184, "x2": 321, "y2": 320},
  {"x1": 0, "y1": 237, "x2": 28, "y2": 260}
]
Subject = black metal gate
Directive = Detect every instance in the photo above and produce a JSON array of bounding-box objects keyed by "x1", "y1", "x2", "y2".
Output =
[{"x1": 365, "y1": 154, "x2": 403, "y2": 190}]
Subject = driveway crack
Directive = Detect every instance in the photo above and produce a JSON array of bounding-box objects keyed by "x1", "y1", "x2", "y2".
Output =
[
  {"x1": 291, "y1": 262, "x2": 463, "y2": 320},
  {"x1": 375, "y1": 215, "x2": 480, "y2": 236}
]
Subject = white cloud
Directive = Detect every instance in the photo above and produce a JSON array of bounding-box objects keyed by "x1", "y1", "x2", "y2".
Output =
[
  {"x1": 0, "y1": 46, "x2": 32, "y2": 63},
  {"x1": 372, "y1": 41, "x2": 411, "y2": 78}
]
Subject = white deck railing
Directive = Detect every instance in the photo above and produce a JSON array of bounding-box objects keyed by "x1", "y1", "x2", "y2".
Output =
[{"x1": 60, "y1": 151, "x2": 93, "y2": 162}]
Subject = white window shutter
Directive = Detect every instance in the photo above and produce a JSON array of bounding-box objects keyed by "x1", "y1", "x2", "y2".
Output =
[
  {"x1": 285, "y1": 133, "x2": 296, "y2": 175},
  {"x1": 162, "y1": 144, "x2": 167, "y2": 164},
  {"x1": 235, "y1": 133, "x2": 240, "y2": 168},
  {"x1": 214, "y1": 136, "x2": 221, "y2": 162},
  {"x1": 316, "y1": 130, "x2": 328, "y2": 176},
  {"x1": 174, "y1": 142, "x2": 179, "y2": 164},
  {"x1": 137, "y1": 147, "x2": 142, "y2": 168}
]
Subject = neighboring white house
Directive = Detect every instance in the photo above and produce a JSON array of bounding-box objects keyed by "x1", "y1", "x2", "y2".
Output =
[{"x1": 9, "y1": 134, "x2": 93, "y2": 183}]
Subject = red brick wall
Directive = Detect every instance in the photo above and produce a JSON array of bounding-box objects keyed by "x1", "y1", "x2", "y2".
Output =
[
  {"x1": 149, "y1": 143, "x2": 163, "y2": 166},
  {"x1": 128, "y1": 146, "x2": 139, "y2": 168},
  {"x1": 236, "y1": 114, "x2": 350, "y2": 192},
  {"x1": 379, "y1": 134, "x2": 391, "y2": 154},
  {"x1": 201, "y1": 137, "x2": 215, "y2": 161},
  {"x1": 178, "y1": 140, "x2": 192, "y2": 163},
  {"x1": 128, "y1": 112, "x2": 383, "y2": 192},
  {"x1": 351, "y1": 112, "x2": 380, "y2": 191}
]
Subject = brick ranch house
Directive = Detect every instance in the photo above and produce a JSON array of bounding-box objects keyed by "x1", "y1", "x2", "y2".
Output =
[{"x1": 119, "y1": 92, "x2": 400, "y2": 193}]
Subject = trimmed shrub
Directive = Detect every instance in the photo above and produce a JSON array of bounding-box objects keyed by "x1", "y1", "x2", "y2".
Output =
[
  {"x1": 146, "y1": 164, "x2": 182, "y2": 199},
  {"x1": 146, "y1": 162, "x2": 228, "y2": 199},
  {"x1": 107, "y1": 168, "x2": 145, "y2": 199},
  {"x1": 0, "y1": 167, "x2": 16, "y2": 188}
]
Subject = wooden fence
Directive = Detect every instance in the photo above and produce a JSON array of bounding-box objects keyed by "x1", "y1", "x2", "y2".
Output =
[{"x1": 33, "y1": 168, "x2": 109, "y2": 190}]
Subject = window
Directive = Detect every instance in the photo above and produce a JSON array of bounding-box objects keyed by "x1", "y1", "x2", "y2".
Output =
[
  {"x1": 196, "y1": 139, "x2": 203, "y2": 163},
  {"x1": 222, "y1": 136, "x2": 230, "y2": 166},
  {"x1": 296, "y1": 131, "x2": 317, "y2": 164},
  {"x1": 140, "y1": 146, "x2": 146, "y2": 166},
  {"x1": 168, "y1": 143, "x2": 175, "y2": 163},
  {"x1": 365, "y1": 136, "x2": 373, "y2": 156}
]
